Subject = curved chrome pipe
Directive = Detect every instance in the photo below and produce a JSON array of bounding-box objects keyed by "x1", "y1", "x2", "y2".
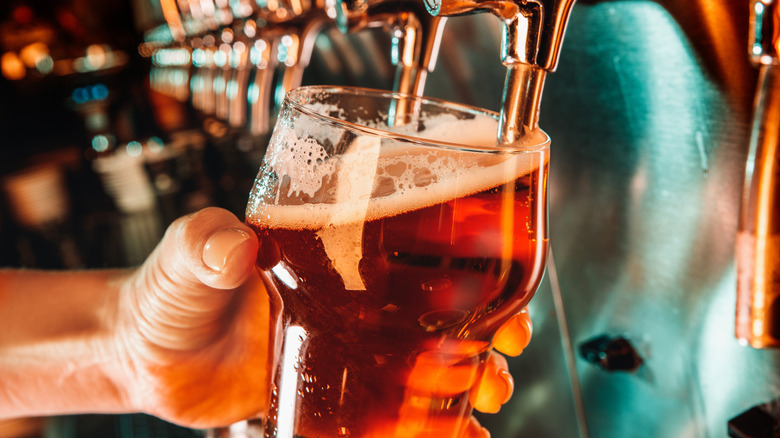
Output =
[{"x1": 426, "y1": 0, "x2": 575, "y2": 141}]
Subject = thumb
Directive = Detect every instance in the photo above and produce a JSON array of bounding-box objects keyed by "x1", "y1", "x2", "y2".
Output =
[
  {"x1": 126, "y1": 207, "x2": 259, "y2": 354},
  {"x1": 158, "y1": 207, "x2": 259, "y2": 291}
]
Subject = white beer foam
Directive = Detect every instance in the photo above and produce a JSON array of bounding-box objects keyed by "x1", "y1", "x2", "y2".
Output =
[
  {"x1": 315, "y1": 134, "x2": 381, "y2": 290},
  {"x1": 247, "y1": 116, "x2": 547, "y2": 230}
]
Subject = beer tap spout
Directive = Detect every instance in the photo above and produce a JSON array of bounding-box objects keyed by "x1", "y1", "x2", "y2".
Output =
[
  {"x1": 425, "y1": 0, "x2": 575, "y2": 143},
  {"x1": 335, "y1": 0, "x2": 447, "y2": 97},
  {"x1": 258, "y1": 0, "x2": 333, "y2": 96},
  {"x1": 333, "y1": 0, "x2": 447, "y2": 127}
]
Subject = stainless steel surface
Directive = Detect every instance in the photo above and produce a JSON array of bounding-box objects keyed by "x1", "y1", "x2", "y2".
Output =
[
  {"x1": 479, "y1": 1, "x2": 772, "y2": 435},
  {"x1": 497, "y1": 63, "x2": 546, "y2": 142},
  {"x1": 737, "y1": 62, "x2": 780, "y2": 349},
  {"x1": 424, "y1": 0, "x2": 575, "y2": 72},
  {"x1": 247, "y1": 32, "x2": 279, "y2": 135}
]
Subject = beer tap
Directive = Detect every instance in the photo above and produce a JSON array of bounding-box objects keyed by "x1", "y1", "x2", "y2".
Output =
[
  {"x1": 199, "y1": 34, "x2": 219, "y2": 115},
  {"x1": 736, "y1": 0, "x2": 780, "y2": 348},
  {"x1": 237, "y1": 0, "x2": 331, "y2": 134},
  {"x1": 171, "y1": 0, "x2": 212, "y2": 113},
  {"x1": 247, "y1": 29, "x2": 280, "y2": 135},
  {"x1": 226, "y1": 20, "x2": 257, "y2": 128},
  {"x1": 164, "y1": 0, "x2": 211, "y2": 40},
  {"x1": 201, "y1": 0, "x2": 235, "y2": 29},
  {"x1": 215, "y1": 27, "x2": 235, "y2": 120},
  {"x1": 219, "y1": 0, "x2": 266, "y2": 128},
  {"x1": 194, "y1": 0, "x2": 278, "y2": 131},
  {"x1": 153, "y1": 0, "x2": 198, "y2": 101},
  {"x1": 159, "y1": 0, "x2": 188, "y2": 43},
  {"x1": 181, "y1": 0, "x2": 232, "y2": 116},
  {"x1": 265, "y1": 0, "x2": 333, "y2": 96},
  {"x1": 425, "y1": 0, "x2": 575, "y2": 143},
  {"x1": 218, "y1": 0, "x2": 263, "y2": 125},
  {"x1": 205, "y1": 1, "x2": 237, "y2": 118},
  {"x1": 335, "y1": 0, "x2": 446, "y2": 98}
]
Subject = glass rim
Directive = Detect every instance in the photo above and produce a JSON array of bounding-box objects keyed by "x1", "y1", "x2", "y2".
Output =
[{"x1": 284, "y1": 85, "x2": 550, "y2": 154}]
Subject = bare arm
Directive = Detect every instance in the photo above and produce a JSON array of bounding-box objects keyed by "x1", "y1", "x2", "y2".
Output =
[
  {"x1": 0, "y1": 207, "x2": 268, "y2": 427},
  {"x1": 0, "y1": 269, "x2": 132, "y2": 417}
]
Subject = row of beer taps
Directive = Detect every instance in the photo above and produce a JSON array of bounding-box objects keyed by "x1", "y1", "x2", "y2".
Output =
[
  {"x1": 148, "y1": 0, "x2": 576, "y2": 139},
  {"x1": 149, "y1": 0, "x2": 441, "y2": 135}
]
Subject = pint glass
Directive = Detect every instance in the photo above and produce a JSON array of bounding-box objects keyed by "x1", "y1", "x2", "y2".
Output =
[{"x1": 246, "y1": 86, "x2": 549, "y2": 438}]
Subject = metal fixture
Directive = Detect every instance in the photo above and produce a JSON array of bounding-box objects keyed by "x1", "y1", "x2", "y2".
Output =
[
  {"x1": 335, "y1": 0, "x2": 446, "y2": 99},
  {"x1": 736, "y1": 0, "x2": 780, "y2": 348},
  {"x1": 425, "y1": 0, "x2": 575, "y2": 143}
]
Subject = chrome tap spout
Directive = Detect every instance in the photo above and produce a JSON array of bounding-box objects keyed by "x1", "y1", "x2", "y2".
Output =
[
  {"x1": 335, "y1": 0, "x2": 446, "y2": 97},
  {"x1": 425, "y1": 0, "x2": 575, "y2": 142}
]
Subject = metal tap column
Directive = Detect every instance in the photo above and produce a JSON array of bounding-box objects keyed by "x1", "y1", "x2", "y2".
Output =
[
  {"x1": 267, "y1": 0, "x2": 332, "y2": 96},
  {"x1": 736, "y1": 0, "x2": 780, "y2": 348}
]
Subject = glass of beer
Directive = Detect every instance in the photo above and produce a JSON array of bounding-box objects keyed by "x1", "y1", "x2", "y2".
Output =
[{"x1": 246, "y1": 86, "x2": 549, "y2": 438}]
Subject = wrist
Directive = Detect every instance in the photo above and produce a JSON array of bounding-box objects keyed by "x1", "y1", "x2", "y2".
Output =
[{"x1": 96, "y1": 270, "x2": 142, "y2": 415}]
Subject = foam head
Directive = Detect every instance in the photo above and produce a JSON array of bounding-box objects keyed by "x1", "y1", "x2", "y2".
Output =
[{"x1": 246, "y1": 109, "x2": 549, "y2": 230}]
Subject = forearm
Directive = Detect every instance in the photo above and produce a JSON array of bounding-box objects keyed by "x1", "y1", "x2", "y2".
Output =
[{"x1": 0, "y1": 270, "x2": 134, "y2": 418}]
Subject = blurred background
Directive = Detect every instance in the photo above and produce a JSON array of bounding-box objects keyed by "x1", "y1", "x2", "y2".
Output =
[
  {"x1": 3, "y1": 0, "x2": 780, "y2": 437},
  {"x1": 0, "y1": 0, "x2": 503, "y2": 271}
]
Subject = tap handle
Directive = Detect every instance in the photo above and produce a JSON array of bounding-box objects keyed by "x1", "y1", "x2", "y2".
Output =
[{"x1": 425, "y1": 0, "x2": 574, "y2": 71}]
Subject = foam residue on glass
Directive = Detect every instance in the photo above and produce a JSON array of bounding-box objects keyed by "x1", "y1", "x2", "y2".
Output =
[{"x1": 246, "y1": 105, "x2": 547, "y2": 290}]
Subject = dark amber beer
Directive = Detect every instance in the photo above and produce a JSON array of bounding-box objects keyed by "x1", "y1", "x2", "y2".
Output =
[{"x1": 246, "y1": 86, "x2": 549, "y2": 438}]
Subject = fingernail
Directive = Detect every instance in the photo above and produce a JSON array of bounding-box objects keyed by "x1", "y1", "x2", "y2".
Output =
[
  {"x1": 498, "y1": 369, "x2": 514, "y2": 404},
  {"x1": 203, "y1": 229, "x2": 251, "y2": 272}
]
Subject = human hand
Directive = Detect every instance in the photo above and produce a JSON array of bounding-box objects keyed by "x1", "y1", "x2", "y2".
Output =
[
  {"x1": 465, "y1": 308, "x2": 533, "y2": 436},
  {"x1": 410, "y1": 309, "x2": 534, "y2": 438},
  {"x1": 360, "y1": 309, "x2": 533, "y2": 438},
  {"x1": 111, "y1": 207, "x2": 269, "y2": 429},
  {"x1": 475, "y1": 308, "x2": 534, "y2": 412},
  {"x1": 109, "y1": 207, "x2": 532, "y2": 434}
]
